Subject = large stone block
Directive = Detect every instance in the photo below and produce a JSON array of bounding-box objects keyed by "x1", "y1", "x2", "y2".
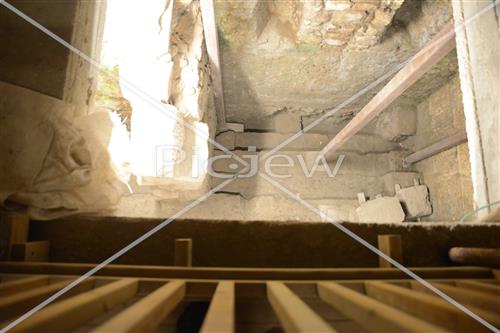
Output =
[
  {"x1": 355, "y1": 196, "x2": 405, "y2": 223},
  {"x1": 396, "y1": 184, "x2": 433, "y2": 219}
]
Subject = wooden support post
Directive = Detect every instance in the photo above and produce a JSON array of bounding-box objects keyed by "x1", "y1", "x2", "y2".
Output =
[
  {"x1": 200, "y1": 281, "x2": 235, "y2": 333},
  {"x1": 10, "y1": 241, "x2": 50, "y2": 262},
  {"x1": 317, "y1": 282, "x2": 446, "y2": 332},
  {"x1": 319, "y1": 22, "x2": 456, "y2": 160},
  {"x1": 364, "y1": 281, "x2": 500, "y2": 332},
  {"x1": 377, "y1": 235, "x2": 403, "y2": 268},
  {"x1": 267, "y1": 281, "x2": 336, "y2": 333},
  {"x1": 404, "y1": 131, "x2": 467, "y2": 165},
  {"x1": 92, "y1": 280, "x2": 185, "y2": 333},
  {"x1": 0, "y1": 278, "x2": 95, "y2": 321},
  {"x1": 0, "y1": 211, "x2": 29, "y2": 260},
  {"x1": 449, "y1": 247, "x2": 500, "y2": 268},
  {"x1": 175, "y1": 238, "x2": 193, "y2": 267},
  {"x1": 200, "y1": 0, "x2": 227, "y2": 130},
  {"x1": 0, "y1": 275, "x2": 49, "y2": 297},
  {"x1": 8, "y1": 278, "x2": 138, "y2": 333}
]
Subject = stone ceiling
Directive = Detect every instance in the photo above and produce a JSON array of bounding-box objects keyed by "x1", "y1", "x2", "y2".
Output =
[{"x1": 214, "y1": 0, "x2": 455, "y2": 129}]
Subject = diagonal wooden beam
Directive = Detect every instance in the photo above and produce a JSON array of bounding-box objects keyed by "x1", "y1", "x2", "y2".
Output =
[
  {"x1": 319, "y1": 22, "x2": 456, "y2": 160},
  {"x1": 200, "y1": 0, "x2": 227, "y2": 130}
]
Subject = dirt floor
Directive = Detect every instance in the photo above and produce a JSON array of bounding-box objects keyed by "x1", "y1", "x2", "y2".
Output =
[{"x1": 30, "y1": 217, "x2": 500, "y2": 268}]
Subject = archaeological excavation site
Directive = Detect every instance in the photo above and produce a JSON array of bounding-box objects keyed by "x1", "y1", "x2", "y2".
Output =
[{"x1": 0, "y1": 0, "x2": 499, "y2": 332}]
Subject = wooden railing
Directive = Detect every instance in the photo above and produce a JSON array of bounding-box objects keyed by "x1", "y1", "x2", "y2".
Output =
[{"x1": 0, "y1": 262, "x2": 499, "y2": 332}]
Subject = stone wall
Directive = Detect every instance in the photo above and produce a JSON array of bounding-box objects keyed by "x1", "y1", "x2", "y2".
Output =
[
  {"x1": 0, "y1": 0, "x2": 106, "y2": 117},
  {"x1": 413, "y1": 74, "x2": 473, "y2": 221}
]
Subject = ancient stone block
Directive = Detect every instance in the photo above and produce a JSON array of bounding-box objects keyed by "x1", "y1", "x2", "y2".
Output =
[
  {"x1": 396, "y1": 185, "x2": 433, "y2": 219},
  {"x1": 382, "y1": 172, "x2": 420, "y2": 195},
  {"x1": 355, "y1": 196, "x2": 405, "y2": 223}
]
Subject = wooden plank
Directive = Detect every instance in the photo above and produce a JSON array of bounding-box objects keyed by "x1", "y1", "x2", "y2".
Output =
[
  {"x1": 200, "y1": 0, "x2": 227, "y2": 130},
  {"x1": 10, "y1": 241, "x2": 50, "y2": 262},
  {"x1": 267, "y1": 281, "x2": 336, "y2": 333},
  {"x1": 0, "y1": 275, "x2": 49, "y2": 297},
  {"x1": 319, "y1": 22, "x2": 456, "y2": 160},
  {"x1": 410, "y1": 280, "x2": 500, "y2": 313},
  {"x1": 0, "y1": 211, "x2": 29, "y2": 260},
  {"x1": 200, "y1": 281, "x2": 235, "y2": 333},
  {"x1": 175, "y1": 238, "x2": 192, "y2": 267},
  {"x1": 91, "y1": 280, "x2": 185, "y2": 333},
  {"x1": 365, "y1": 281, "x2": 499, "y2": 332},
  {"x1": 0, "y1": 262, "x2": 493, "y2": 280},
  {"x1": 449, "y1": 247, "x2": 500, "y2": 268},
  {"x1": 317, "y1": 282, "x2": 448, "y2": 332},
  {"x1": 454, "y1": 280, "x2": 500, "y2": 297},
  {"x1": 404, "y1": 132, "x2": 467, "y2": 165},
  {"x1": 9, "y1": 278, "x2": 138, "y2": 333},
  {"x1": 377, "y1": 234, "x2": 403, "y2": 268},
  {"x1": 0, "y1": 278, "x2": 95, "y2": 321}
]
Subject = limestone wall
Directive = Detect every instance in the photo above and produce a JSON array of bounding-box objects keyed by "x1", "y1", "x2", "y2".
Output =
[{"x1": 413, "y1": 75, "x2": 473, "y2": 221}]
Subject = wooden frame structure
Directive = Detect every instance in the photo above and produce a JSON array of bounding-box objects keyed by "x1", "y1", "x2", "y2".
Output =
[{"x1": 0, "y1": 262, "x2": 499, "y2": 332}]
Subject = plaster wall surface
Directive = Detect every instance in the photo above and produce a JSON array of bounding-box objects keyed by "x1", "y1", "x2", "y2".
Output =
[
  {"x1": 0, "y1": 0, "x2": 77, "y2": 100},
  {"x1": 413, "y1": 74, "x2": 473, "y2": 221}
]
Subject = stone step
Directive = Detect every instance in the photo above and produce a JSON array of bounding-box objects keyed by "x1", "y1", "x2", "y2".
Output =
[
  {"x1": 212, "y1": 150, "x2": 407, "y2": 177},
  {"x1": 215, "y1": 131, "x2": 401, "y2": 153}
]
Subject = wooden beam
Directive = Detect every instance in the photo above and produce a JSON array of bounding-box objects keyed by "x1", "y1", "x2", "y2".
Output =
[
  {"x1": 0, "y1": 211, "x2": 29, "y2": 260},
  {"x1": 404, "y1": 132, "x2": 467, "y2": 165},
  {"x1": 317, "y1": 282, "x2": 447, "y2": 332},
  {"x1": 267, "y1": 281, "x2": 336, "y2": 333},
  {"x1": 9, "y1": 278, "x2": 138, "y2": 333},
  {"x1": 175, "y1": 238, "x2": 193, "y2": 267},
  {"x1": 454, "y1": 280, "x2": 500, "y2": 297},
  {"x1": 410, "y1": 280, "x2": 500, "y2": 314},
  {"x1": 319, "y1": 22, "x2": 456, "y2": 160},
  {"x1": 10, "y1": 241, "x2": 50, "y2": 262},
  {"x1": 92, "y1": 280, "x2": 185, "y2": 333},
  {"x1": 365, "y1": 280, "x2": 500, "y2": 332},
  {"x1": 200, "y1": 0, "x2": 227, "y2": 130},
  {"x1": 0, "y1": 262, "x2": 493, "y2": 280},
  {"x1": 377, "y1": 234, "x2": 403, "y2": 268},
  {"x1": 0, "y1": 275, "x2": 49, "y2": 297},
  {"x1": 449, "y1": 247, "x2": 500, "y2": 268},
  {"x1": 0, "y1": 278, "x2": 95, "y2": 321},
  {"x1": 200, "y1": 281, "x2": 235, "y2": 333}
]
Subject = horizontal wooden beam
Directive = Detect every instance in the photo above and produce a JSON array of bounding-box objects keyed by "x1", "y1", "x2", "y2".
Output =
[
  {"x1": 267, "y1": 281, "x2": 336, "y2": 333},
  {"x1": 317, "y1": 282, "x2": 446, "y2": 332},
  {"x1": 454, "y1": 280, "x2": 500, "y2": 297},
  {"x1": 404, "y1": 131, "x2": 467, "y2": 165},
  {"x1": 10, "y1": 241, "x2": 50, "y2": 262},
  {"x1": 200, "y1": 281, "x2": 235, "y2": 333},
  {"x1": 0, "y1": 278, "x2": 94, "y2": 321},
  {"x1": 319, "y1": 22, "x2": 456, "y2": 160},
  {"x1": 92, "y1": 280, "x2": 185, "y2": 333},
  {"x1": 0, "y1": 275, "x2": 49, "y2": 297},
  {"x1": 9, "y1": 278, "x2": 138, "y2": 333},
  {"x1": 449, "y1": 247, "x2": 500, "y2": 268},
  {"x1": 0, "y1": 262, "x2": 493, "y2": 280},
  {"x1": 365, "y1": 280, "x2": 500, "y2": 332},
  {"x1": 410, "y1": 280, "x2": 500, "y2": 313}
]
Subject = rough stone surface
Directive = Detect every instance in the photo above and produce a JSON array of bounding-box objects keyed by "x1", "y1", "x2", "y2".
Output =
[
  {"x1": 355, "y1": 196, "x2": 405, "y2": 223},
  {"x1": 411, "y1": 75, "x2": 473, "y2": 221},
  {"x1": 382, "y1": 171, "x2": 420, "y2": 196},
  {"x1": 396, "y1": 185, "x2": 433, "y2": 219},
  {"x1": 215, "y1": 0, "x2": 454, "y2": 127}
]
